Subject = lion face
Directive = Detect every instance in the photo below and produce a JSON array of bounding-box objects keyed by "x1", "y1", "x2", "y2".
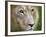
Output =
[{"x1": 11, "y1": 5, "x2": 36, "y2": 31}]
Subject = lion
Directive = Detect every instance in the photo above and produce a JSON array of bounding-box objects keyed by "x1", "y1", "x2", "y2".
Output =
[{"x1": 11, "y1": 5, "x2": 37, "y2": 32}]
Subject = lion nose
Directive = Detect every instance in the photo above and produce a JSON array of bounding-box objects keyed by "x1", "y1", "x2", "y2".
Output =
[
  {"x1": 27, "y1": 16, "x2": 34, "y2": 25},
  {"x1": 28, "y1": 24, "x2": 34, "y2": 27}
]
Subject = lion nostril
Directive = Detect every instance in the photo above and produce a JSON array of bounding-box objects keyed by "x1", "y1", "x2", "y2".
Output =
[{"x1": 28, "y1": 24, "x2": 34, "y2": 27}]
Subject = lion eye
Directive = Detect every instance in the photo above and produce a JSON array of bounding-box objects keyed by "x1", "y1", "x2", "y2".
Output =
[
  {"x1": 19, "y1": 10, "x2": 24, "y2": 13},
  {"x1": 31, "y1": 9, "x2": 34, "y2": 11}
]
